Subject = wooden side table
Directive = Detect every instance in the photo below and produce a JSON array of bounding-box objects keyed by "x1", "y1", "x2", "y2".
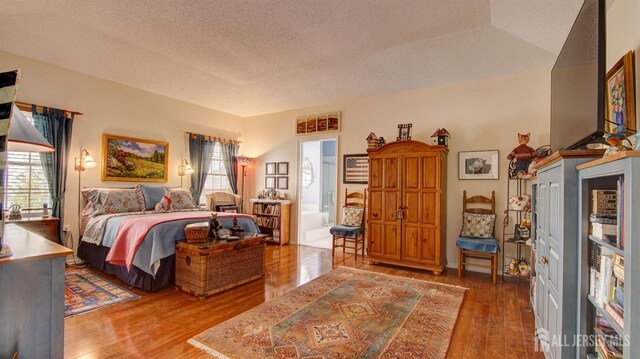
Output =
[
  {"x1": 175, "y1": 233, "x2": 266, "y2": 298},
  {"x1": 6, "y1": 217, "x2": 60, "y2": 243}
]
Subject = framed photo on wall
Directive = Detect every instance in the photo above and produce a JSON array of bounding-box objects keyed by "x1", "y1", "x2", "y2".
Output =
[
  {"x1": 265, "y1": 176, "x2": 276, "y2": 189},
  {"x1": 101, "y1": 134, "x2": 169, "y2": 182},
  {"x1": 458, "y1": 150, "x2": 499, "y2": 180},
  {"x1": 266, "y1": 162, "x2": 276, "y2": 175},
  {"x1": 277, "y1": 176, "x2": 289, "y2": 190},
  {"x1": 277, "y1": 162, "x2": 289, "y2": 175},
  {"x1": 343, "y1": 154, "x2": 368, "y2": 184},
  {"x1": 605, "y1": 51, "x2": 636, "y2": 133}
]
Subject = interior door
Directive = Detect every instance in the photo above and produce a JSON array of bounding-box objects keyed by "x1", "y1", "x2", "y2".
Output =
[{"x1": 367, "y1": 154, "x2": 402, "y2": 260}]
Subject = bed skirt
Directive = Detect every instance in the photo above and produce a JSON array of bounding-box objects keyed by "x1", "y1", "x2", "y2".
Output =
[{"x1": 77, "y1": 241, "x2": 175, "y2": 291}]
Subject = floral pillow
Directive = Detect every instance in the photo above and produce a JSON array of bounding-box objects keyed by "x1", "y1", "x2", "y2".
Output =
[
  {"x1": 460, "y1": 212, "x2": 496, "y2": 239},
  {"x1": 154, "y1": 189, "x2": 197, "y2": 212},
  {"x1": 341, "y1": 206, "x2": 364, "y2": 227},
  {"x1": 82, "y1": 188, "x2": 143, "y2": 217}
]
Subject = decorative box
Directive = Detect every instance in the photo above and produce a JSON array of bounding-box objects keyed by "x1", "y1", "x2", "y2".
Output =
[{"x1": 184, "y1": 222, "x2": 209, "y2": 243}]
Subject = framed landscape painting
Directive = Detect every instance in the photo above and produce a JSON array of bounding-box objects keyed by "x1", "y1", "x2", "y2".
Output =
[{"x1": 101, "y1": 134, "x2": 169, "y2": 182}]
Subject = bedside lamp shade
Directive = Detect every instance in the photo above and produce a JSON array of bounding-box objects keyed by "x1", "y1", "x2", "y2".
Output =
[{"x1": 7, "y1": 105, "x2": 54, "y2": 152}]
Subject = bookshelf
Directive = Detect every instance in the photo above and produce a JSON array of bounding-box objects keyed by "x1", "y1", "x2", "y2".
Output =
[
  {"x1": 577, "y1": 153, "x2": 640, "y2": 359},
  {"x1": 250, "y1": 199, "x2": 291, "y2": 245}
]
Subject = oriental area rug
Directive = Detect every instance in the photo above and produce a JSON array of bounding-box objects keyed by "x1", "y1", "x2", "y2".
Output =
[
  {"x1": 189, "y1": 267, "x2": 466, "y2": 358},
  {"x1": 64, "y1": 269, "x2": 139, "y2": 318}
]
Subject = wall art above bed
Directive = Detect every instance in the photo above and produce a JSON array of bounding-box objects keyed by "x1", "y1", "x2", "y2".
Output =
[{"x1": 102, "y1": 134, "x2": 169, "y2": 182}]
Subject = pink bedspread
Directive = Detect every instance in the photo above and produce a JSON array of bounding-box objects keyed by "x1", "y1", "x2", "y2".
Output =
[{"x1": 105, "y1": 211, "x2": 253, "y2": 270}]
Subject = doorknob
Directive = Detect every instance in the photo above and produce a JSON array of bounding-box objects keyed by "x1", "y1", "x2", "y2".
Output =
[{"x1": 541, "y1": 256, "x2": 548, "y2": 265}]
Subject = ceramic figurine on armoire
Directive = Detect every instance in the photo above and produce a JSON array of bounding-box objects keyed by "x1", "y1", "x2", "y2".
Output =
[{"x1": 507, "y1": 133, "x2": 536, "y2": 179}]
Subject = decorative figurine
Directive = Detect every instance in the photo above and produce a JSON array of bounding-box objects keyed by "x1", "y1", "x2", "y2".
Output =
[
  {"x1": 366, "y1": 132, "x2": 378, "y2": 150},
  {"x1": 603, "y1": 125, "x2": 631, "y2": 156},
  {"x1": 518, "y1": 258, "x2": 531, "y2": 276},
  {"x1": 42, "y1": 203, "x2": 50, "y2": 218},
  {"x1": 508, "y1": 258, "x2": 520, "y2": 275},
  {"x1": 507, "y1": 133, "x2": 536, "y2": 179},
  {"x1": 630, "y1": 131, "x2": 640, "y2": 151},
  {"x1": 431, "y1": 128, "x2": 450, "y2": 147},
  {"x1": 209, "y1": 213, "x2": 222, "y2": 239},
  {"x1": 8, "y1": 204, "x2": 21, "y2": 220},
  {"x1": 377, "y1": 136, "x2": 386, "y2": 147},
  {"x1": 231, "y1": 217, "x2": 244, "y2": 236}
]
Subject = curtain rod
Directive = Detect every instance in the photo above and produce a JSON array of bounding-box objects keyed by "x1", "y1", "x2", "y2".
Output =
[
  {"x1": 185, "y1": 131, "x2": 241, "y2": 144},
  {"x1": 15, "y1": 101, "x2": 84, "y2": 117}
]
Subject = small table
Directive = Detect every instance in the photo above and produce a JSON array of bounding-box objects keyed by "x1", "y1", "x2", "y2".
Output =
[{"x1": 175, "y1": 233, "x2": 266, "y2": 299}]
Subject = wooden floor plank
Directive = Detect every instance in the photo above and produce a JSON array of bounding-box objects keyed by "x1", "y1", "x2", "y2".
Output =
[{"x1": 64, "y1": 245, "x2": 539, "y2": 358}]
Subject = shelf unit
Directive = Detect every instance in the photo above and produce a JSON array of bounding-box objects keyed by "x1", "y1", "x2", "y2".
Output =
[
  {"x1": 577, "y1": 153, "x2": 640, "y2": 359},
  {"x1": 502, "y1": 177, "x2": 532, "y2": 281},
  {"x1": 250, "y1": 199, "x2": 291, "y2": 245}
]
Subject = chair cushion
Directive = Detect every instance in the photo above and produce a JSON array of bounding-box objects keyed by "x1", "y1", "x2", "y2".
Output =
[
  {"x1": 341, "y1": 206, "x2": 364, "y2": 226},
  {"x1": 460, "y1": 212, "x2": 496, "y2": 239},
  {"x1": 330, "y1": 225, "x2": 363, "y2": 237},
  {"x1": 456, "y1": 237, "x2": 500, "y2": 254}
]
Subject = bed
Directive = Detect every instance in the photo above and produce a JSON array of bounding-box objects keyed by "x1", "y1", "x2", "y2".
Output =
[{"x1": 77, "y1": 186, "x2": 259, "y2": 291}]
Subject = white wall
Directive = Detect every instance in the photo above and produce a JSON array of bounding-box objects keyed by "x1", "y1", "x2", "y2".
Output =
[
  {"x1": 243, "y1": 69, "x2": 551, "y2": 269},
  {"x1": 0, "y1": 51, "x2": 243, "y2": 246},
  {"x1": 607, "y1": 0, "x2": 640, "y2": 130}
]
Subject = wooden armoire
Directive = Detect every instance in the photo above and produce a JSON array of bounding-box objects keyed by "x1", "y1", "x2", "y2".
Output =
[{"x1": 367, "y1": 140, "x2": 448, "y2": 275}]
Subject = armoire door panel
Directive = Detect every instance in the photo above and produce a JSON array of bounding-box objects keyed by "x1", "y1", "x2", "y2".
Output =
[
  {"x1": 404, "y1": 156, "x2": 420, "y2": 189},
  {"x1": 422, "y1": 155, "x2": 438, "y2": 189},
  {"x1": 384, "y1": 192, "x2": 399, "y2": 222},
  {"x1": 402, "y1": 226, "x2": 420, "y2": 261},
  {"x1": 369, "y1": 191, "x2": 383, "y2": 222},
  {"x1": 369, "y1": 158, "x2": 383, "y2": 188},
  {"x1": 421, "y1": 192, "x2": 437, "y2": 226},
  {"x1": 383, "y1": 225, "x2": 401, "y2": 259},
  {"x1": 368, "y1": 223, "x2": 383, "y2": 256},
  {"x1": 420, "y1": 229, "x2": 437, "y2": 263},
  {"x1": 384, "y1": 158, "x2": 399, "y2": 189},
  {"x1": 404, "y1": 192, "x2": 420, "y2": 224}
]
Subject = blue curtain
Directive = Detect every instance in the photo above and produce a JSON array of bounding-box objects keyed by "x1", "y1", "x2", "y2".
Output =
[
  {"x1": 220, "y1": 142, "x2": 239, "y2": 194},
  {"x1": 32, "y1": 106, "x2": 74, "y2": 243},
  {"x1": 188, "y1": 133, "x2": 215, "y2": 205}
]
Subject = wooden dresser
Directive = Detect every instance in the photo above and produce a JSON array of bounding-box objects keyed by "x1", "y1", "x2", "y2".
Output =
[
  {"x1": 6, "y1": 216, "x2": 60, "y2": 243},
  {"x1": 0, "y1": 224, "x2": 72, "y2": 359},
  {"x1": 367, "y1": 140, "x2": 448, "y2": 275}
]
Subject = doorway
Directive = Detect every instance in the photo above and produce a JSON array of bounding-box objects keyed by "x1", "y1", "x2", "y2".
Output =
[{"x1": 297, "y1": 137, "x2": 337, "y2": 249}]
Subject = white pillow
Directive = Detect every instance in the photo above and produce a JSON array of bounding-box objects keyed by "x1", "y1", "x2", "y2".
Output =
[{"x1": 341, "y1": 206, "x2": 364, "y2": 226}]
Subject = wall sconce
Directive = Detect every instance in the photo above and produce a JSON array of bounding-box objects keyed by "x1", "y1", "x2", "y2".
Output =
[
  {"x1": 74, "y1": 148, "x2": 97, "y2": 234},
  {"x1": 178, "y1": 159, "x2": 195, "y2": 188},
  {"x1": 235, "y1": 155, "x2": 251, "y2": 213}
]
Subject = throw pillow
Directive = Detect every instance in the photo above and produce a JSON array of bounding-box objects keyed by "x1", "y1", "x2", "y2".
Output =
[
  {"x1": 154, "y1": 188, "x2": 197, "y2": 212},
  {"x1": 82, "y1": 188, "x2": 143, "y2": 216},
  {"x1": 135, "y1": 184, "x2": 168, "y2": 211},
  {"x1": 460, "y1": 212, "x2": 496, "y2": 239},
  {"x1": 341, "y1": 206, "x2": 364, "y2": 227}
]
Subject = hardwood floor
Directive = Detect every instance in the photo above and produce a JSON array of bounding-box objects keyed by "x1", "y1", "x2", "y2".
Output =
[{"x1": 64, "y1": 245, "x2": 542, "y2": 358}]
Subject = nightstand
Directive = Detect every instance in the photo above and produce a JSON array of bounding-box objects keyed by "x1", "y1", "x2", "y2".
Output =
[{"x1": 6, "y1": 217, "x2": 60, "y2": 243}]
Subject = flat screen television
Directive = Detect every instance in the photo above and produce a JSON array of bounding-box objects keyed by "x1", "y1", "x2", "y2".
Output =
[{"x1": 550, "y1": 0, "x2": 605, "y2": 151}]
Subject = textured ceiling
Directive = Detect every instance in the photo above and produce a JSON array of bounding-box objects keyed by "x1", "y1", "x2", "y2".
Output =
[{"x1": 0, "y1": 0, "x2": 584, "y2": 117}]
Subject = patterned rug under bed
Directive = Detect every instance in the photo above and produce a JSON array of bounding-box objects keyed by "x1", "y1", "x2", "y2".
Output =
[
  {"x1": 64, "y1": 269, "x2": 139, "y2": 318},
  {"x1": 189, "y1": 266, "x2": 466, "y2": 358}
]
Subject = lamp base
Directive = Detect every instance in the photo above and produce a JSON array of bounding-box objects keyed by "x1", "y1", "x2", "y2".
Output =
[{"x1": 0, "y1": 244, "x2": 12, "y2": 258}]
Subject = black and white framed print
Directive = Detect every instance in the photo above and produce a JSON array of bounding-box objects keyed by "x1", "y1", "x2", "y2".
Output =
[
  {"x1": 265, "y1": 176, "x2": 276, "y2": 189},
  {"x1": 343, "y1": 154, "x2": 368, "y2": 184},
  {"x1": 277, "y1": 176, "x2": 289, "y2": 190},
  {"x1": 458, "y1": 150, "x2": 499, "y2": 180},
  {"x1": 266, "y1": 162, "x2": 276, "y2": 175}
]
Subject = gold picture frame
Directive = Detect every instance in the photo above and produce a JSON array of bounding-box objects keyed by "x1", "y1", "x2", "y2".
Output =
[
  {"x1": 296, "y1": 112, "x2": 341, "y2": 135},
  {"x1": 605, "y1": 51, "x2": 636, "y2": 133},
  {"x1": 101, "y1": 134, "x2": 169, "y2": 182}
]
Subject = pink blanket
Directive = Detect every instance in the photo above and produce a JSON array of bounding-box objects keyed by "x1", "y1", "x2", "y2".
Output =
[{"x1": 105, "y1": 211, "x2": 253, "y2": 270}]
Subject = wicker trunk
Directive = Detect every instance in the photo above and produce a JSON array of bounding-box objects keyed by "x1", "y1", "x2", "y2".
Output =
[{"x1": 175, "y1": 235, "x2": 266, "y2": 299}]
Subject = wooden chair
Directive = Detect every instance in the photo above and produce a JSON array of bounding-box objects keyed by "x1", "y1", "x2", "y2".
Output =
[
  {"x1": 456, "y1": 190, "x2": 499, "y2": 284},
  {"x1": 330, "y1": 188, "x2": 367, "y2": 261}
]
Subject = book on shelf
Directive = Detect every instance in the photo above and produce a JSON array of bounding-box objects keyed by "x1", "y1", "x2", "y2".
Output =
[
  {"x1": 591, "y1": 223, "x2": 617, "y2": 240},
  {"x1": 617, "y1": 177, "x2": 624, "y2": 249},
  {"x1": 595, "y1": 332, "x2": 623, "y2": 359},
  {"x1": 590, "y1": 213, "x2": 617, "y2": 224},
  {"x1": 604, "y1": 302, "x2": 624, "y2": 330}
]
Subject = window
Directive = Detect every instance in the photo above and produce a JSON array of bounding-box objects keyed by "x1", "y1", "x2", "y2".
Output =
[
  {"x1": 200, "y1": 143, "x2": 229, "y2": 202},
  {"x1": 5, "y1": 111, "x2": 52, "y2": 215}
]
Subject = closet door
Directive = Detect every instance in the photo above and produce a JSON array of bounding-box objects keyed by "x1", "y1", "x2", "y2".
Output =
[
  {"x1": 367, "y1": 154, "x2": 402, "y2": 260},
  {"x1": 402, "y1": 153, "x2": 440, "y2": 264}
]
